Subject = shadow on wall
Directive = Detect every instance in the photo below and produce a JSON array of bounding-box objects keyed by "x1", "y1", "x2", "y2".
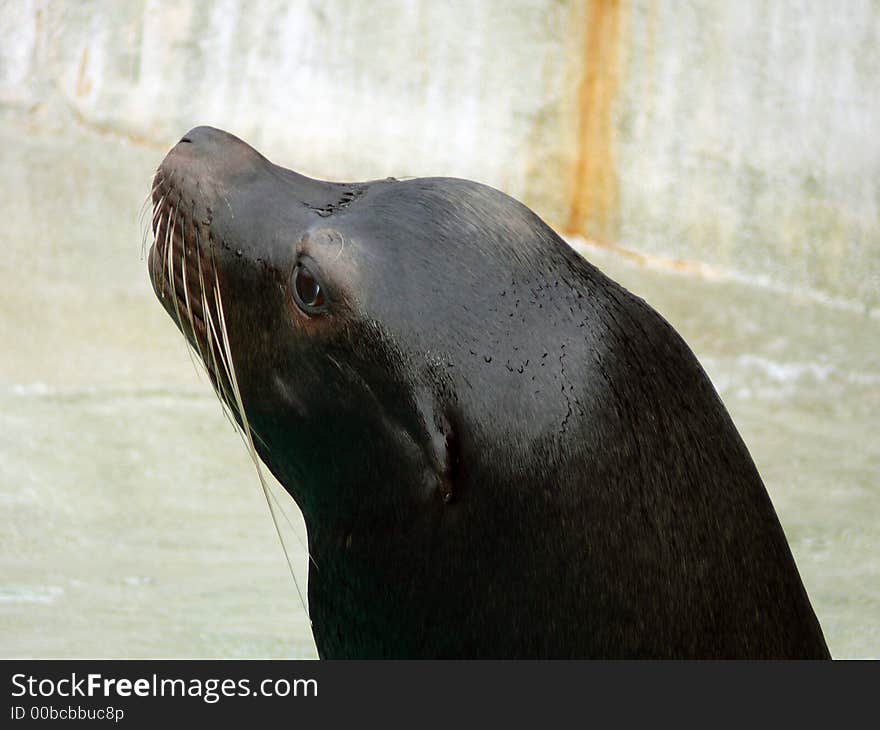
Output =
[{"x1": 1, "y1": 0, "x2": 877, "y2": 308}]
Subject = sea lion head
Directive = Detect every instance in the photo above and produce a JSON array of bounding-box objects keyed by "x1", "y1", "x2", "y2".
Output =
[{"x1": 148, "y1": 126, "x2": 579, "y2": 529}]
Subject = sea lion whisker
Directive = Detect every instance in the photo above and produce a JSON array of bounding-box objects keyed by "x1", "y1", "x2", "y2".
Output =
[
  {"x1": 212, "y1": 276, "x2": 310, "y2": 617},
  {"x1": 162, "y1": 213, "x2": 205, "y2": 388},
  {"x1": 158, "y1": 210, "x2": 171, "y2": 297},
  {"x1": 201, "y1": 278, "x2": 241, "y2": 429},
  {"x1": 203, "y1": 309, "x2": 239, "y2": 426},
  {"x1": 139, "y1": 182, "x2": 156, "y2": 222},
  {"x1": 198, "y1": 261, "x2": 313, "y2": 567},
  {"x1": 265, "y1": 476, "x2": 317, "y2": 570},
  {"x1": 194, "y1": 227, "x2": 240, "y2": 432},
  {"x1": 148, "y1": 187, "x2": 166, "y2": 235},
  {"x1": 151, "y1": 194, "x2": 166, "y2": 226},
  {"x1": 149, "y1": 196, "x2": 167, "y2": 258},
  {"x1": 177, "y1": 216, "x2": 199, "y2": 348},
  {"x1": 201, "y1": 293, "x2": 233, "y2": 402},
  {"x1": 138, "y1": 174, "x2": 157, "y2": 227},
  {"x1": 199, "y1": 247, "x2": 264, "y2": 444},
  {"x1": 163, "y1": 204, "x2": 310, "y2": 578},
  {"x1": 198, "y1": 246, "x2": 271, "y2": 453},
  {"x1": 164, "y1": 206, "x2": 203, "y2": 380},
  {"x1": 142, "y1": 193, "x2": 165, "y2": 263},
  {"x1": 204, "y1": 282, "x2": 305, "y2": 565},
  {"x1": 140, "y1": 224, "x2": 151, "y2": 260},
  {"x1": 200, "y1": 267, "x2": 240, "y2": 420},
  {"x1": 138, "y1": 189, "x2": 154, "y2": 259},
  {"x1": 178, "y1": 215, "x2": 210, "y2": 384},
  {"x1": 163, "y1": 209, "x2": 174, "y2": 295}
]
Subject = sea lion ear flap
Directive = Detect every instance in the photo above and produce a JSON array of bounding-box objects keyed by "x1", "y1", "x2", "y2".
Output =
[
  {"x1": 415, "y1": 388, "x2": 461, "y2": 505},
  {"x1": 438, "y1": 426, "x2": 461, "y2": 505}
]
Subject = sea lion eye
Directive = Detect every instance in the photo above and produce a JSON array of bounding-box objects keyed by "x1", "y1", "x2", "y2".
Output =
[{"x1": 292, "y1": 264, "x2": 326, "y2": 313}]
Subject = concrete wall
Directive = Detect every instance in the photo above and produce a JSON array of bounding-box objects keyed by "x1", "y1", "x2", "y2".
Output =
[{"x1": 2, "y1": 0, "x2": 877, "y2": 307}]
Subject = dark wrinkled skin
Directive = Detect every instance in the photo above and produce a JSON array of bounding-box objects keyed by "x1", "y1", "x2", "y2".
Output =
[{"x1": 148, "y1": 126, "x2": 830, "y2": 659}]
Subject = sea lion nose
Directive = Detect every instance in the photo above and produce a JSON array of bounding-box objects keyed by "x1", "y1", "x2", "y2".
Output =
[
  {"x1": 173, "y1": 126, "x2": 259, "y2": 159},
  {"x1": 177, "y1": 125, "x2": 232, "y2": 150},
  {"x1": 158, "y1": 126, "x2": 266, "y2": 190}
]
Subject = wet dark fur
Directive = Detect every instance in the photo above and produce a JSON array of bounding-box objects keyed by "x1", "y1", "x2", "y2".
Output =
[{"x1": 149, "y1": 126, "x2": 830, "y2": 659}]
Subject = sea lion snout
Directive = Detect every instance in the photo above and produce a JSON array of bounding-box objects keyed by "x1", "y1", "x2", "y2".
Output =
[
  {"x1": 167, "y1": 125, "x2": 264, "y2": 168},
  {"x1": 168, "y1": 125, "x2": 264, "y2": 162},
  {"x1": 148, "y1": 125, "x2": 272, "y2": 322},
  {"x1": 155, "y1": 126, "x2": 266, "y2": 205}
]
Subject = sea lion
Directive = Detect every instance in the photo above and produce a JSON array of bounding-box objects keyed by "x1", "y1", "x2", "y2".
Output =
[{"x1": 147, "y1": 125, "x2": 830, "y2": 659}]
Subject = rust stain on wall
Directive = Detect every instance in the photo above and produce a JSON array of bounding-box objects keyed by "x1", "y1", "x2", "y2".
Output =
[{"x1": 564, "y1": 0, "x2": 623, "y2": 240}]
